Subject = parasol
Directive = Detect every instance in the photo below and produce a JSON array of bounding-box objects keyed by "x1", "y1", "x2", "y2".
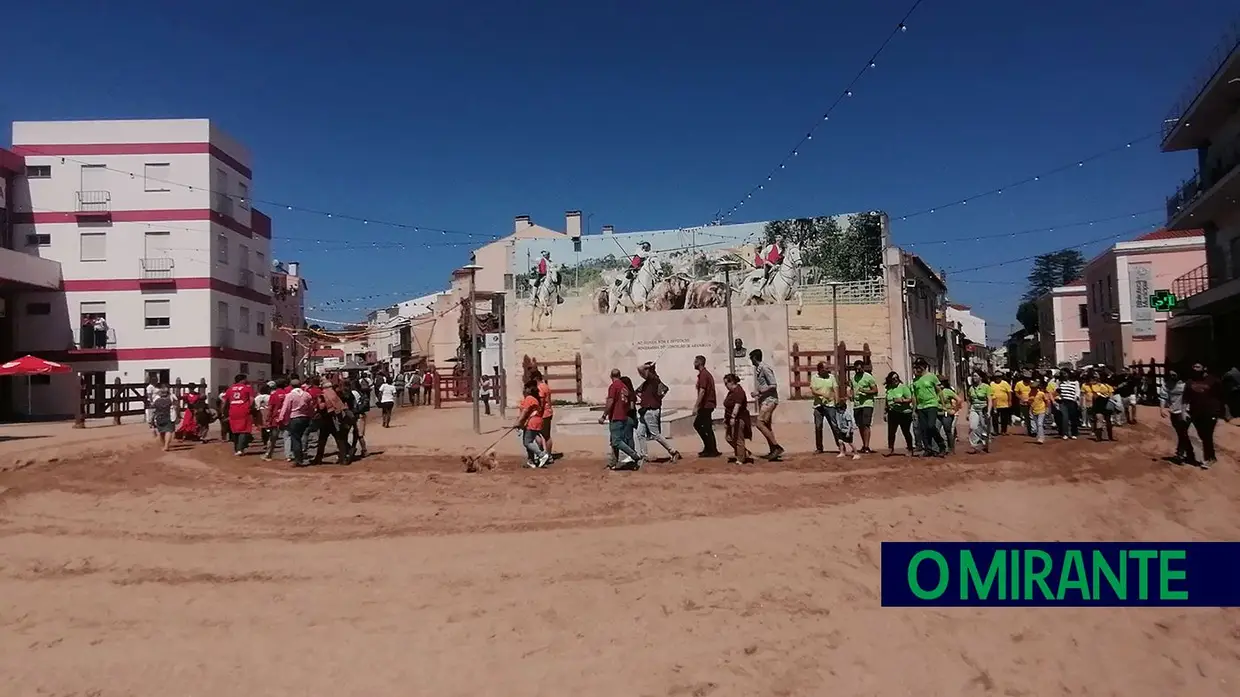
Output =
[{"x1": 0, "y1": 355, "x2": 72, "y2": 417}]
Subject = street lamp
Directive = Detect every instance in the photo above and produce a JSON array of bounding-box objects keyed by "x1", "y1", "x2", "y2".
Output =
[
  {"x1": 822, "y1": 280, "x2": 845, "y2": 350},
  {"x1": 462, "y1": 262, "x2": 484, "y2": 434},
  {"x1": 715, "y1": 258, "x2": 742, "y2": 376}
]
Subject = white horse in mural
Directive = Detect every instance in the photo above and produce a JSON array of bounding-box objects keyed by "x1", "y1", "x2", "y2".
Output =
[
  {"x1": 605, "y1": 257, "x2": 661, "y2": 313},
  {"x1": 738, "y1": 243, "x2": 805, "y2": 314},
  {"x1": 529, "y1": 265, "x2": 560, "y2": 331}
]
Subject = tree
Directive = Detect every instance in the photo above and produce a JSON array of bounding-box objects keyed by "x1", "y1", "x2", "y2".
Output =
[
  {"x1": 1021, "y1": 249, "x2": 1085, "y2": 304},
  {"x1": 761, "y1": 212, "x2": 883, "y2": 282},
  {"x1": 1016, "y1": 300, "x2": 1040, "y2": 335}
]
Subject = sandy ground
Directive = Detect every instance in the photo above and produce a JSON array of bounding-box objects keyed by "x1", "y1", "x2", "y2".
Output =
[{"x1": 1, "y1": 404, "x2": 1238, "y2": 696}]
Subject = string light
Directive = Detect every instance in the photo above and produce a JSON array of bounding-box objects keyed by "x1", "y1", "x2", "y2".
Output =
[
  {"x1": 711, "y1": 0, "x2": 926, "y2": 227},
  {"x1": 903, "y1": 207, "x2": 1162, "y2": 248},
  {"x1": 944, "y1": 222, "x2": 1168, "y2": 275}
]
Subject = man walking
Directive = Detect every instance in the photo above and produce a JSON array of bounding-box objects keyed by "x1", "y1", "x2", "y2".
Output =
[
  {"x1": 749, "y1": 349, "x2": 784, "y2": 460},
  {"x1": 598, "y1": 368, "x2": 641, "y2": 470},
  {"x1": 850, "y1": 360, "x2": 878, "y2": 454},
  {"x1": 810, "y1": 361, "x2": 841, "y2": 454},
  {"x1": 692, "y1": 355, "x2": 721, "y2": 457},
  {"x1": 911, "y1": 360, "x2": 946, "y2": 457}
]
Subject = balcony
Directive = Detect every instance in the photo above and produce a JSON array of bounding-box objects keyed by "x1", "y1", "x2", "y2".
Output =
[
  {"x1": 1171, "y1": 263, "x2": 1211, "y2": 304},
  {"x1": 73, "y1": 325, "x2": 117, "y2": 353},
  {"x1": 239, "y1": 268, "x2": 254, "y2": 289},
  {"x1": 1165, "y1": 140, "x2": 1240, "y2": 229},
  {"x1": 1162, "y1": 18, "x2": 1240, "y2": 151},
  {"x1": 139, "y1": 257, "x2": 175, "y2": 282},
  {"x1": 217, "y1": 327, "x2": 235, "y2": 348},
  {"x1": 75, "y1": 190, "x2": 112, "y2": 216},
  {"x1": 214, "y1": 191, "x2": 235, "y2": 219}
]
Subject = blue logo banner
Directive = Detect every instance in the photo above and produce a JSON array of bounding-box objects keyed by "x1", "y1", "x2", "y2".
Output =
[{"x1": 880, "y1": 542, "x2": 1240, "y2": 607}]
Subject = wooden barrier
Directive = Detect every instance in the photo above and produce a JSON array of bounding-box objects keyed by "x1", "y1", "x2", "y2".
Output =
[
  {"x1": 788, "y1": 341, "x2": 871, "y2": 400},
  {"x1": 76, "y1": 376, "x2": 211, "y2": 425},
  {"x1": 430, "y1": 365, "x2": 505, "y2": 409},
  {"x1": 522, "y1": 354, "x2": 583, "y2": 404}
]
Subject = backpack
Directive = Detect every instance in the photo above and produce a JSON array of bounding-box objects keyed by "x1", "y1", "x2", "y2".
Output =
[{"x1": 356, "y1": 388, "x2": 371, "y2": 412}]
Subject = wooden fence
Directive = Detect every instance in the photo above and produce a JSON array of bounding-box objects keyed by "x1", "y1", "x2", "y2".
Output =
[
  {"x1": 429, "y1": 366, "x2": 505, "y2": 408},
  {"x1": 788, "y1": 341, "x2": 872, "y2": 400},
  {"x1": 522, "y1": 354, "x2": 584, "y2": 404},
  {"x1": 75, "y1": 377, "x2": 212, "y2": 427}
]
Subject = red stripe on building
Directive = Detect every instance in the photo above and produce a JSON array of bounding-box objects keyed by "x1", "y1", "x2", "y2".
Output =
[
  {"x1": 49, "y1": 346, "x2": 271, "y2": 363},
  {"x1": 10, "y1": 208, "x2": 267, "y2": 239},
  {"x1": 11, "y1": 142, "x2": 252, "y2": 179},
  {"x1": 62, "y1": 277, "x2": 269, "y2": 304}
]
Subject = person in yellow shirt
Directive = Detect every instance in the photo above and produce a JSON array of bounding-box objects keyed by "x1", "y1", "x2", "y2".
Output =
[
  {"x1": 1013, "y1": 372, "x2": 1033, "y2": 436},
  {"x1": 1028, "y1": 378, "x2": 1054, "y2": 444},
  {"x1": 1082, "y1": 370, "x2": 1116, "y2": 442},
  {"x1": 989, "y1": 373, "x2": 1013, "y2": 435}
]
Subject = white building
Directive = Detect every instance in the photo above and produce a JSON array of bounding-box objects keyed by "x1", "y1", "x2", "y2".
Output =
[
  {"x1": 8, "y1": 119, "x2": 273, "y2": 415},
  {"x1": 946, "y1": 302, "x2": 986, "y2": 347}
]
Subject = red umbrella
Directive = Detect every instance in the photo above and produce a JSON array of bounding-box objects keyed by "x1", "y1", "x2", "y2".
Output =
[{"x1": 0, "y1": 355, "x2": 72, "y2": 376}]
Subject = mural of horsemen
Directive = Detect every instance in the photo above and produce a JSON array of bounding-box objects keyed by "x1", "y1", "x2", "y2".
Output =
[{"x1": 515, "y1": 212, "x2": 883, "y2": 329}]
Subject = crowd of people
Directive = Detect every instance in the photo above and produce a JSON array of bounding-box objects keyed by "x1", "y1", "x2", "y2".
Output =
[{"x1": 143, "y1": 371, "x2": 412, "y2": 466}]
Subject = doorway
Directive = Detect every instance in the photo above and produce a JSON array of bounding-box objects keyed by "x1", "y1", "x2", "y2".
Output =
[
  {"x1": 82, "y1": 371, "x2": 107, "y2": 418},
  {"x1": 145, "y1": 369, "x2": 170, "y2": 386}
]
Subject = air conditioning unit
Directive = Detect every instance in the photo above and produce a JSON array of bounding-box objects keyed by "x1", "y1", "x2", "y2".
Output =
[{"x1": 905, "y1": 279, "x2": 918, "y2": 289}]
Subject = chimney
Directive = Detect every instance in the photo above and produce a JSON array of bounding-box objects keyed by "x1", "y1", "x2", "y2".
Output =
[
  {"x1": 602, "y1": 224, "x2": 614, "y2": 236},
  {"x1": 287, "y1": 261, "x2": 300, "y2": 277},
  {"x1": 566, "y1": 211, "x2": 582, "y2": 239},
  {"x1": 514, "y1": 215, "x2": 531, "y2": 233}
]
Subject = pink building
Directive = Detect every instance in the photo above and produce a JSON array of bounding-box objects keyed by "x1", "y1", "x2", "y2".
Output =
[
  {"x1": 1036, "y1": 283, "x2": 1090, "y2": 366},
  {"x1": 270, "y1": 261, "x2": 307, "y2": 376},
  {"x1": 1081, "y1": 228, "x2": 1205, "y2": 368},
  {"x1": 5, "y1": 119, "x2": 275, "y2": 416}
]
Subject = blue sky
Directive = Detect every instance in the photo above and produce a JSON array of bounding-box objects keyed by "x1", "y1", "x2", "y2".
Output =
[{"x1": 3, "y1": 0, "x2": 1236, "y2": 338}]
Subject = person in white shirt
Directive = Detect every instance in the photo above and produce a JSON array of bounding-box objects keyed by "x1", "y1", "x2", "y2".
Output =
[
  {"x1": 378, "y1": 377, "x2": 397, "y2": 428},
  {"x1": 144, "y1": 378, "x2": 159, "y2": 435}
]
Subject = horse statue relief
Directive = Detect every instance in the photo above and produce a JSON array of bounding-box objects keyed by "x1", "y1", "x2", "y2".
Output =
[
  {"x1": 602, "y1": 255, "x2": 662, "y2": 313},
  {"x1": 737, "y1": 242, "x2": 805, "y2": 314},
  {"x1": 529, "y1": 264, "x2": 560, "y2": 331}
]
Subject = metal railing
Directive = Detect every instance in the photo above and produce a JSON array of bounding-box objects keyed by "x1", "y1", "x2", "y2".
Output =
[
  {"x1": 1165, "y1": 140, "x2": 1240, "y2": 223},
  {"x1": 239, "y1": 268, "x2": 254, "y2": 288},
  {"x1": 1170, "y1": 263, "x2": 1211, "y2": 302},
  {"x1": 800, "y1": 278, "x2": 886, "y2": 305},
  {"x1": 1161, "y1": 17, "x2": 1240, "y2": 142},
  {"x1": 76, "y1": 190, "x2": 111, "y2": 213},
  {"x1": 139, "y1": 256, "x2": 175, "y2": 280},
  {"x1": 76, "y1": 325, "x2": 117, "y2": 350},
  {"x1": 216, "y1": 327, "x2": 235, "y2": 348}
]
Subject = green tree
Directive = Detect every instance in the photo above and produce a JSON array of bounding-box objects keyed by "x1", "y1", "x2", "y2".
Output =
[
  {"x1": 761, "y1": 212, "x2": 883, "y2": 282},
  {"x1": 1017, "y1": 249, "x2": 1085, "y2": 334}
]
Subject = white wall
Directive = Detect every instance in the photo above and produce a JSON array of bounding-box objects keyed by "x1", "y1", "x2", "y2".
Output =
[{"x1": 946, "y1": 306, "x2": 986, "y2": 345}]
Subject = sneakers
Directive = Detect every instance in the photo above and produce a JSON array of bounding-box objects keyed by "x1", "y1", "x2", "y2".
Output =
[
  {"x1": 669, "y1": 452, "x2": 682, "y2": 463},
  {"x1": 537, "y1": 452, "x2": 552, "y2": 468}
]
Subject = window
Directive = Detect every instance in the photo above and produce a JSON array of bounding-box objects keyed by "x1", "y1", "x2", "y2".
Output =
[
  {"x1": 26, "y1": 233, "x2": 50, "y2": 247},
  {"x1": 144, "y1": 299, "x2": 171, "y2": 328},
  {"x1": 79, "y1": 232, "x2": 107, "y2": 262},
  {"x1": 1078, "y1": 303, "x2": 1088, "y2": 328},
  {"x1": 217, "y1": 233, "x2": 229, "y2": 264},
  {"x1": 79, "y1": 163, "x2": 107, "y2": 190},
  {"x1": 238, "y1": 182, "x2": 250, "y2": 210},
  {"x1": 143, "y1": 163, "x2": 171, "y2": 192},
  {"x1": 217, "y1": 301, "x2": 229, "y2": 328},
  {"x1": 257, "y1": 311, "x2": 266, "y2": 336},
  {"x1": 25, "y1": 165, "x2": 51, "y2": 179},
  {"x1": 240, "y1": 306, "x2": 251, "y2": 334},
  {"x1": 145, "y1": 369, "x2": 171, "y2": 385},
  {"x1": 255, "y1": 252, "x2": 266, "y2": 276},
  {"x1": 1106, "y1": 274, "x2": 1114, "y2": 312},
  {"x1": 26, "y1": 302, "x2": 51, "y2": 315},
  {"x1": 143, "y1": 231, "x2": 172, "y2": 257},
  {"x1": 239, "y1": 362, "x2": 250, "y2": 375},
  {"x1": 239, "y1": 245, "x2": 250, "y2": 270}
]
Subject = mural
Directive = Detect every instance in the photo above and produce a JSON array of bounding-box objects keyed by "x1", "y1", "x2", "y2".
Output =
[{"x1": 515, "y1": 212, "x2": 885, "y2": 325}]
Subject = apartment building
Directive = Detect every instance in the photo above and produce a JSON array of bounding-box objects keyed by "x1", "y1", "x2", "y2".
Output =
[
  {"x1": 7, "y1": 119, "x2": 273, "y2": 416},
  {"x1": 270, "y1": 260, "x2": 308, "y2": 376},
  {"x1": 1081, "y1": 229, "x2": 1204, "y2": 368},
  {"x1": 1036, "y1": 284, "x2": 1090, "y2": 367},
  {"x1": 1162, "y1": 22, "x2": 1240, "y2": 367}
]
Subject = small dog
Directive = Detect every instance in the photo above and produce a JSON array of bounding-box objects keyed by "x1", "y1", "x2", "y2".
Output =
[{"x1": 462, "y1": 450, "x2": 497, "y2": 473}]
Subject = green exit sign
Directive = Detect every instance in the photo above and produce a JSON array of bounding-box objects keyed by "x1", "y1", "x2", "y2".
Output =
[{"x1": 1150, "y1": 290, "x2": 1177, "y2": 312}]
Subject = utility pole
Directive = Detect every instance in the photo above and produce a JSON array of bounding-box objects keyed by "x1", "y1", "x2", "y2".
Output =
[
  {"x1": 717, "y1": 258, "x2": 741, "y2": 375},
  {"x1": 464, "y1": 262, "x2": 484, "y2": 434}
]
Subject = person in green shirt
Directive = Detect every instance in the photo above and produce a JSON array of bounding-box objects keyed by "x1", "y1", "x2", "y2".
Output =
[
  {"x1": 938, "y1": 374, "x2": 962, "y2": 455},
  {"x1": 883, "y1": 371, "x2": 915, "y2": 456},
  {"x1": 809, "y1": 361, "x2": 842, "y2": 454},
  {"x1": 966, "y1": 369, "x2": 994, "y2": 454},
  {"x1": 851, "y1": 360, "x2": 878, "y2": 454},
  {"x1": 911, "y1": 360, "x2": 946, "y2": 457}
]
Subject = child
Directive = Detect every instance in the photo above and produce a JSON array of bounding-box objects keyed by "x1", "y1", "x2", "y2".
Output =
[
  {"x1": 517, "y1": 382, "x2": 551, "y2": 468},
  {"x1": 835, "y1": 401, "x2": 861, "y2": 460},
  {"x1": 722, "y1": 373, "x2": 754, "y2": 464},
  {"x1": 1028, "y1": 378, "x2": 1053, "y2": 444}
]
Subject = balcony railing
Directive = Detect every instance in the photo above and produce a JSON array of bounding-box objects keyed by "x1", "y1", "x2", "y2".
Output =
[
  {"x1": 1165, "y1": 140, "x2": 1240, "y2": 224},
  {"x1": 75, "y1": 190, "x2": 111, "y2": 214},
  {"x1": 139, "y1": 256, "x2": 175, "y2": 280},
  {"x1": 76, "y1": 325, "x2": 117, "y2": 351},
  {"x1": 217, "y1": 327, "x2": 235, "y2": 348},
  {"x1": 1162, "y1": 17, "x2": 1240, "y2": 142},
  {"x1": 239, "y1": 268, "x2": 254, "y2": 288},
  {"x1": 1170, "y1": 263, "x2": 1212, "y2": 304}
]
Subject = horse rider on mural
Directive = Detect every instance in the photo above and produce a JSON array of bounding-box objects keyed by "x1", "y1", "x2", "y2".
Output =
[
  {"x1": 532, "y1": 250, "x2": 563, "y2": 304},
  {"x1": 625, "y1": 240, "x2": 656, "y2": 290},
  {"x1": 754, "y1": 234, "x2": 786, "y2": 288}
]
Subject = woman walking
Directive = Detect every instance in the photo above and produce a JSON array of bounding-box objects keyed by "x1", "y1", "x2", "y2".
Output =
[
  {"x1": 151, "y1": 386, "x2": 177, "y2": 452},
  {"x1": 883, "y1": 371, "x2": 915, "y2": 457},
  {"x1": 635, "y1": 363, "x2": 681, "y2": 462},
  {"x1": 349, "y1": 378, "x2": 370, "y2": 459},
  {"x1": 1028, "y1": 377, "x2": 1053, "y2": 444},
  {"x1": 938, "y1": 375, "x2": 962, "y2": 454},
  {"x1": 1184, "y1": 362, "x2": 1223, "y2": 469},
  {"x1": 722, "y1": 373, "x2": 754, "y2": 464},
  {"x1": 966, "y1": 369, "x2": 993, "y2": 454},
  {"x1": 517, "y1": 381, "x2": 552, "y2": 468},
  {"x1": 1159, "y1": 368, "x2": 1197, "y2": 465},
  {"x1": 1083, "y1": 371, "x2": 1116, "y2": 442}
]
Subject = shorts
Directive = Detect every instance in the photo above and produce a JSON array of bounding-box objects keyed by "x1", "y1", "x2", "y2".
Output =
[
  {"x1": 155, "y1": 421, "x2": 175, "y2": 434},
  {"x1": 758, "y1": 401, "x2": 777, "y2": 426},
  {"x1": 540, "y1": 416, "x2": 553, "y2": 440},
  {"x1": 853, "y1": 406, "x2": 874, "y2": 428}
]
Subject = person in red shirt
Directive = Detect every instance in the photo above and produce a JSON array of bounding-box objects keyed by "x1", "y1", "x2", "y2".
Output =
[
  {"x1": 636, "y1": 362, "x2": 681, "y2": 462},
  {"x1": 421, "y1": 370, "x2": 434, "y2": 405},
  {"x1": 530, "y1": 369, "x2": 555, "y2": 456},
  {"x1": 263, "y1": 378, "x2": 290, "y2": 462},
  {"x1": 722, "y1": 373, "x2": 753, "y2": 464},
  {"x1": 516, "y1": 382, "x2": 551, "y2": 468},
  {"x1": 225, "y1": 373, "x2": 256, "y2": 456},
  {"x1": 597, "y1": 368, "x2": 640, "y2": 470},
  {"x1": 693, "y1": 355, "x2": 721, "y2": 457}
]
